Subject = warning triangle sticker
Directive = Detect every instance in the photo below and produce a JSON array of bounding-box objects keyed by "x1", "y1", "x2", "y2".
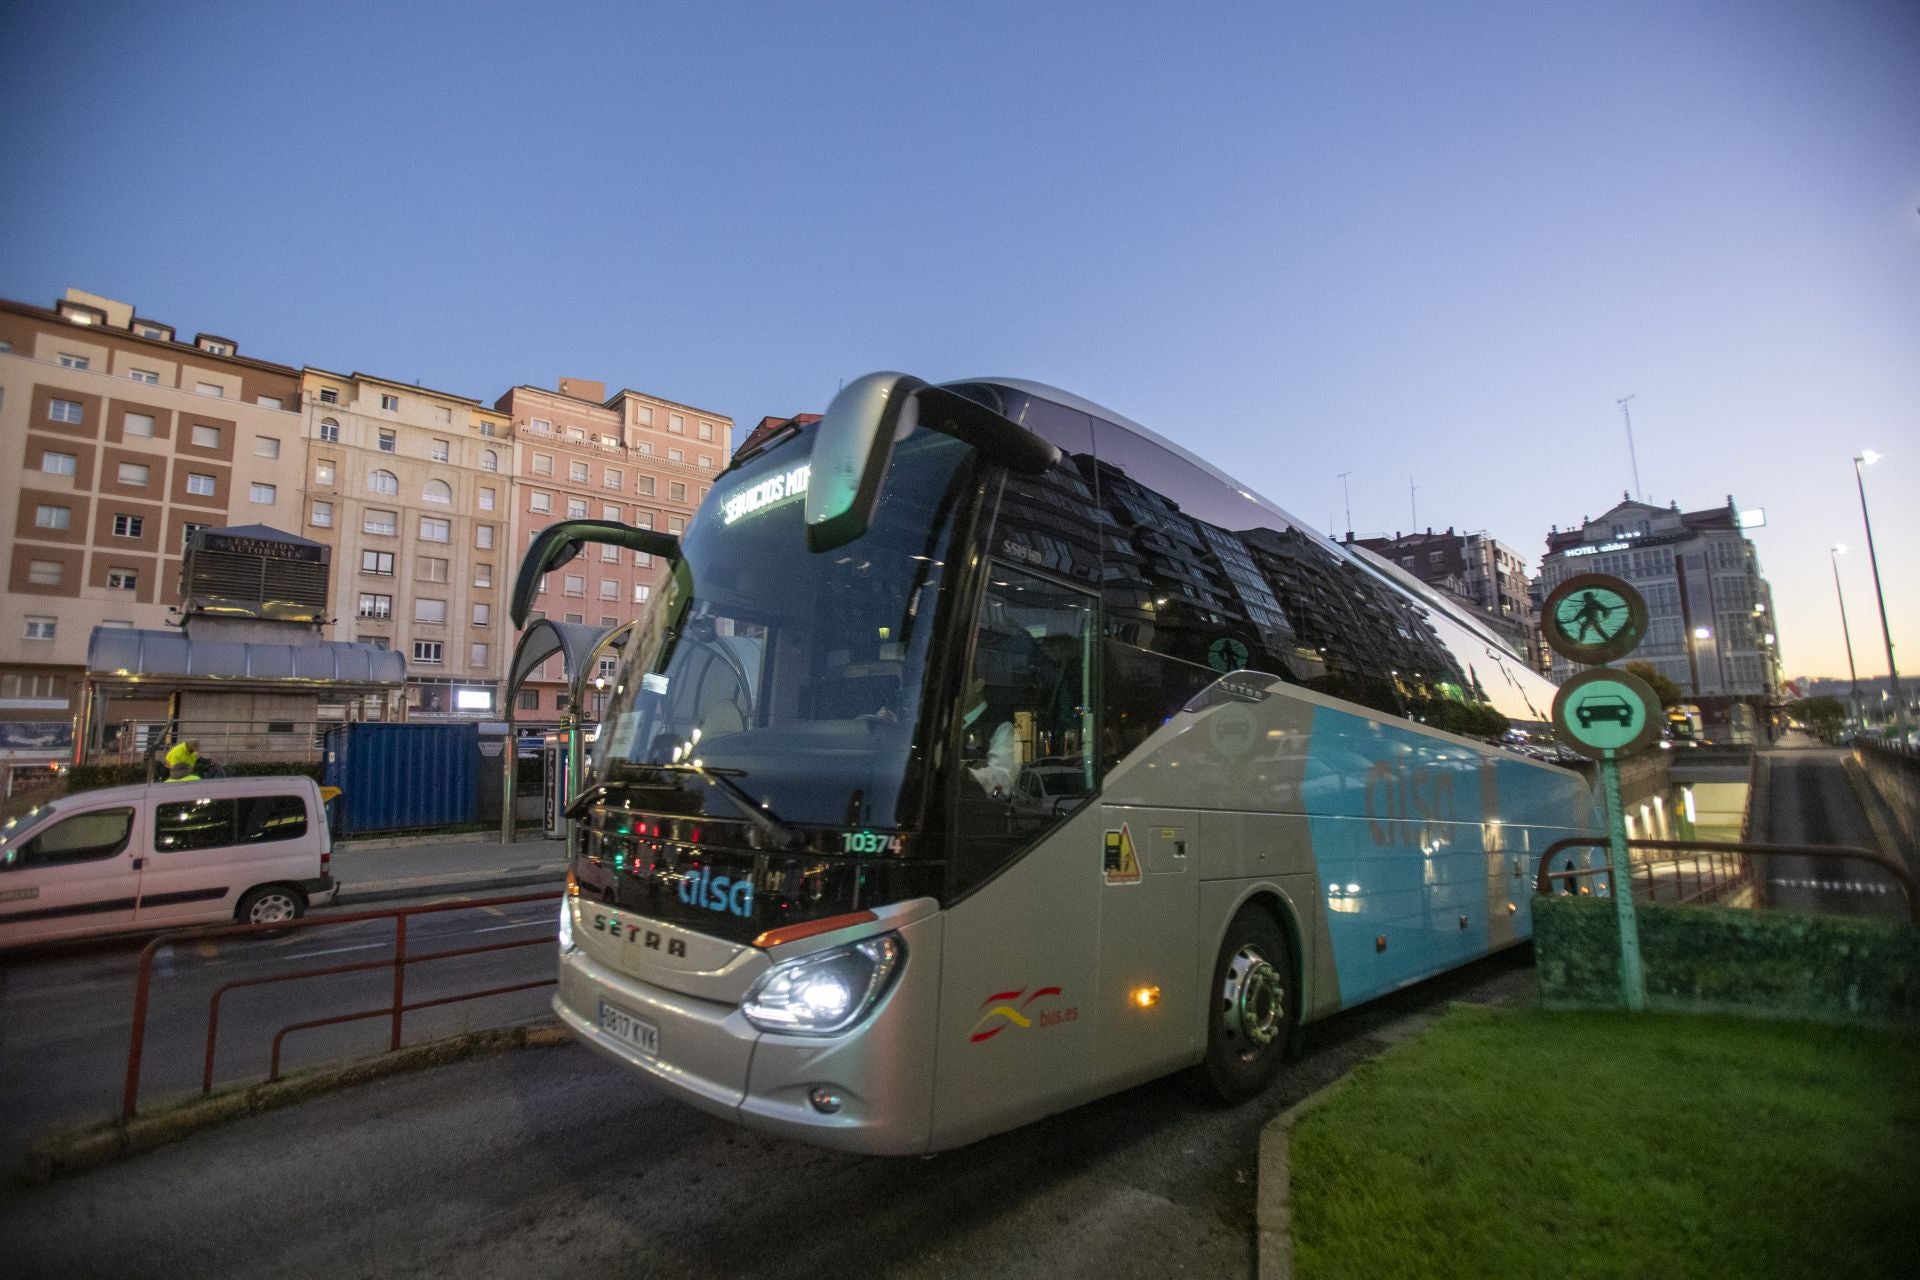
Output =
[{"x1": 1104, "y1": 824, "x2": 1142, "y2": 885}]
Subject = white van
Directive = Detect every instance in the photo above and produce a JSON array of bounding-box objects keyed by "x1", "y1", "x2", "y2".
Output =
[{"x1": 0, "y1": 775, "x2": 338, "y2": 949}]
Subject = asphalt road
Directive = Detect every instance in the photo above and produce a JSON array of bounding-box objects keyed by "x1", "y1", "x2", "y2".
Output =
[
  {"x1": 0, "y1": 892, "x2": 561, "y2": 1169},
  {"x1": 0, "y1": 944, "x2": 1535, "y2": 1280},
  {"x1": 1757, "y1": 748, "x2": 1907, "y2": 922}
]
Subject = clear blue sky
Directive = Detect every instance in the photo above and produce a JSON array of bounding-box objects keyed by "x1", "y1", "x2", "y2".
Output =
[{"x1": 4, "y1": 1, "x2": 1915, "y2": 682}]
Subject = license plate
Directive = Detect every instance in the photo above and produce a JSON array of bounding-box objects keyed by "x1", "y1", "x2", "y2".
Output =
[{"x1": 597, "y1": 1000, "x2": 659, "y2": 1058}]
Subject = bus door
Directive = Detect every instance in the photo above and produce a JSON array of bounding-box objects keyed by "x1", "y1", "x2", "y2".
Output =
[{"x1": 931, "y1": 564, "x2": 1102, "y2": 1146}]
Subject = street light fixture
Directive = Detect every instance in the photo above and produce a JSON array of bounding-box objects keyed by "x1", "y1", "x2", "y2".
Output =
[
  {"x1": 1852, "y1": 451, "x2": 1905, "y2": 735},
  {"x1": 1831, "y1": 543, "x2": 1862, "y2": 727}
]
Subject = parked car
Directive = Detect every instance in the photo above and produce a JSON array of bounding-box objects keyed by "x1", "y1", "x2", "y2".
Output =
[{"x1": 0, "y1": 775, "x2": 337, "y2": 949}]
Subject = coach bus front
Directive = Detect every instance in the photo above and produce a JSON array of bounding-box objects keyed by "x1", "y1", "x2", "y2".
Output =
[{"x1": 552, "y1": 377, "x2": 1049, "y2": 1153}]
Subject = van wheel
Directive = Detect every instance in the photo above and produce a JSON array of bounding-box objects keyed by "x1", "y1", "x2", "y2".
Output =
[
  {"x1": 1199, "y1": 904, "x2": 1296, "y2": 1103},
  {"x1": 237, "y1": 885, "x2": 304, "y2": 927}
]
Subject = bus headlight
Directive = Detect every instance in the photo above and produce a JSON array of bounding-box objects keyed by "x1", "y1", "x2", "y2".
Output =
[
  {"x1": 558, "y1": 897, "x2": 576, "y2": 954},
  {"x1": 742, "y1": 934, "x2": 903, "y2": 1036}
]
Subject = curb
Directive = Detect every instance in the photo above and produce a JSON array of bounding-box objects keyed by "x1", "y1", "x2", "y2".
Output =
[
  {"x1": 18, "y1": 1021, "x2": 574, "y2": 1187},
  {"x1": 1839, "y1": 756, "x2": 1909, "y2": 872},
  {"x1": 330, "y1": 868, "x2": 566, "y2": 906},
  {"x1": 336, "y1": 828, "x2": 553, "y2": 851},
  {"x1": 1256, "y1": 1074, "x2": 1354, "y2": 1280}
]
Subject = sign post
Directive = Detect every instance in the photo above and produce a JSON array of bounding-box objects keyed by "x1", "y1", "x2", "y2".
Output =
[{"x1": 1543, "y1": 574, "x2": 1659, "y2": 1012}]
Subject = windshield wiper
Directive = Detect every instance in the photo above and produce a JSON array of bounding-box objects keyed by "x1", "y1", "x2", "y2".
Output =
[{"x1": 569, "y1": 768, "x2": 803, "y2": 851}]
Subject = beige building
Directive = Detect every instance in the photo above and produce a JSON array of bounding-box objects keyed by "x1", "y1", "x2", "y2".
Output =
[
  {"x1": 0, "y1": 290, "x2": 307, "y2": 780},
  {"x1": 298, "y1": 369, "x2": 511, "y2": 718}
]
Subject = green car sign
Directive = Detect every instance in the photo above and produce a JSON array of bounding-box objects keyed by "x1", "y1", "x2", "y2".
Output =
[{"x1": 1551, "y1": 668, "x2": 1662, "y2": 759}]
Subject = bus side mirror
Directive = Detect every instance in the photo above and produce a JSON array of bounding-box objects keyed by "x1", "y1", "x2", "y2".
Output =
[
  {"x1": 805, "y1": 372, "x2": 925, "y2": 553},
  {"x1": 511, "y1": 520, "x2": 680, "y2": 629}
]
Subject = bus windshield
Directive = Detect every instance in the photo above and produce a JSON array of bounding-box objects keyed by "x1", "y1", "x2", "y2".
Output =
[{"x1": 590, "y1": 425, "x2": 974, "y2": 834}]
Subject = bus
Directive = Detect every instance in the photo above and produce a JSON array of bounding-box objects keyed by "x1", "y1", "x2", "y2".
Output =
[{"x1": 540, "y1": 373, "x2": 1597, "y2": 1155}]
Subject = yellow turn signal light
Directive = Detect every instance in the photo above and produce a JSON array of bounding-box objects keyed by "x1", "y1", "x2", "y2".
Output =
[{"x1": 1130, "y1": 985, "x2": 1161, "y2": 1010}]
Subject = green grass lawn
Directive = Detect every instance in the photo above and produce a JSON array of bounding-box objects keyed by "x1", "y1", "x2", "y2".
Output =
[{"x1": 1289, "y1": 1006, "x2": 1920, "y2": 1279}]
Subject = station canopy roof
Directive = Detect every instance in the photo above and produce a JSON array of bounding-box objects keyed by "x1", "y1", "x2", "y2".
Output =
[
  {"x1": 86, "y1": 627, "x2": 406, "y2": 692},
  {"x1": 506, "y1": 619, "x2": 635, "y2": 714}
]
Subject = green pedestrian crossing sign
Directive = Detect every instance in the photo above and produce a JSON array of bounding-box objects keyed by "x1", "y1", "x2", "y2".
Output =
[
  {"x1": 1207, "y1": 637, "x2": 1250, "y2": 672},
  {"x1": 1542, "y1": 573, "x2": 1648, "y2": 665}
]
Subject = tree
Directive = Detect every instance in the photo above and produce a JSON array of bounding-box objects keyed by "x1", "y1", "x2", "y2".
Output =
[
  {"x1": 1624, "y1": 661, "x2": 1683, "y2": 709},
  {"x1": 1787, "y1": 696, "x2": 1846, "y2": 744}
]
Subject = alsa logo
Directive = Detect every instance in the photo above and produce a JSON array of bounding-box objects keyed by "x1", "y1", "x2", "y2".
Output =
[
  {"x1": 677, "y1": 866, "x2": 755, "y2": 917},
  {"x1": 970, "y1": 986, "x2": 1079, "y2": 1043}
]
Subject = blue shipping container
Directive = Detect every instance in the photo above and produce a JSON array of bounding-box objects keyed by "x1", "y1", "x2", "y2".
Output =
[{"x1": 323, "y1": 722, "x2": 479, "y2": 835}]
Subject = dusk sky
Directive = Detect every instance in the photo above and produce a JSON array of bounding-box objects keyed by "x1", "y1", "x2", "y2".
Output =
[{"x1": 3, "y1": 1, "x2": 1914, "y2": 683}]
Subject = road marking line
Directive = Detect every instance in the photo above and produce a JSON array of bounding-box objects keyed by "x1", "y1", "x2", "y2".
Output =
[
  {"x1": 286, "y1": 942, "x2": 386, "y2": 960},
  {"x1": 471, "y1": 920, "x2": 553, "y2": 934},
  {"x1": 482, "y1": 906, "x2": 505, "y2": 918}
]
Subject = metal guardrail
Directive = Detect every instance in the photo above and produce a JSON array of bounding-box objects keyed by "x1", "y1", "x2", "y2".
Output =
[
  {"x1": 1534, "y1": 837, "x2": 1920, "y2": 925},
  {"x1": 121, "y1": 890, "x2": 562, "y2": 1120}
]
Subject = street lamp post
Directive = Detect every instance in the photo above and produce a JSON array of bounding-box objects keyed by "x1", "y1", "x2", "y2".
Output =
[
  {"x1": 1830, "y1": 543, "x2": 1862, "y2": 727},
  {"x1": 1852, "y1": 452, "x2": 1905, "y2": 735}
]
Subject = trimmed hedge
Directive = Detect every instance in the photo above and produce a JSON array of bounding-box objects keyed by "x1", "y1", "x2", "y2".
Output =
[
  {"x1": 1534, "y1": 893, "x2": 1920, "y2": 1025},
  {"x1": 65, "y1": 761, "x2": 327, "y2": 792}
]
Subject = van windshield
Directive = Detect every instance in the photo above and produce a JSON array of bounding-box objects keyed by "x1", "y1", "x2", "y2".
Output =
[{"x1": 590, "y1": 425, "x2": 974, "y2": 833}]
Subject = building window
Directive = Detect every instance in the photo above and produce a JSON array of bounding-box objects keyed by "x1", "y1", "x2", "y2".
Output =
[
  {"x1": 472, "y1": 602, "x2": 491, "y2": 627},
  {"x1": 40, "y1": 450, "x2": 77, "y2": 476},
  {"x1": 436, "y1": 407, "x2": 452, "y2": 423},
  {"x1": 419, "y1": 517, "x2": 450, "y2": 542},
  {"x1": 247, "y1": 435, "x2": 278, "y2": 459},
  {"x1": 431, "y1": 439, "x2": 450, "y2": 462},
  {"x1": 107, "y1": 568, "x2": 137, "y2": 590},
  {"x1": 600, "y1": 544, "x2": 619, "y2": 563},
  {"x1": 35, "y1": 504, "x2": 71, "y2": 530},
  {"x1": 668, "y1": 517, "x2": 683, "y2": 534},
  {"x1": 698, "y1": 421, "x2": 715, "y2": 442},
  {"x1": 566, "y1": 427, "x2": 585, "y2": 442},
  {"x1": 117, "y1": 462, "x2": 151, "y2": 486},
  {"x1": 319, "y1": 388, "x2": 339, "y2": 404},
  {"x1": 634, "y1": 476, "x2": 655, "y2": 496},
  {"x1": 566, "y1": 498, "x2": 587, "y2": 519},
  {"x1": 129, "y1": 368, "x2": 159, "y2": 384},
  {"x1": 258, "y1": 395, "x2": 283, "y2": 410},
  {"x1": 369, "y1": 469, "x2": 398, "y2": 495},
  {"x1": 358, "y1": 593, "x2": 393, "y2": 619},
  {"x1": 474, "y1": 564, "x2": 493, "y2": 588},
  {"x1": 315, "y1": 460, "x2": 336, "y2": 486},
  {"x1": 381, "y1": 394, "x2": 400, "y2": 412},
  {"x1": 633, "y1": 583, "x2": 651, "y2": 604},
  {"x1": 529, "y1": 491, "x2": 551, "y2": 514},
  {"x1": 191, "y1": 423, "x2": 221, "y2": 448},
  {"x1": 636, "y1": 406, "x2": 653, "y2": 426},
  {"x1": 356, "y1": 635, "x2": 389, "y2": 650},
  {"x1": 481, "y1": 450, "x2": 498, "y2": 473},
  {"x1": 636, "y1": 551, "x2": 653, "y2": 567},
  {"x1": 475, "y1": 525, "x2": 494, "y2": 549},
  {"x1": 24, "y1": 617, "x2": 56, "y2": 640},
  {"x1": 125, "y1": 412, "x2": 156, "y2": 438},
  {"x1": 412, "y1": 640, "x2": 442, "y2": 665},
  {"x1": 669, "y1": 482, "x2": 687, "y2": 502},
  {"x1": 635, "y1": 440, "x2": 652, "y2": 457},
  {"x1": 361, "y1": 550, "x2": 394, "y2": 575},
  {"x1": 563, "y1": 575, "x2": 585, "y2": 597},
  {"x1": 196, "y1": 382, "x2": 224, "y2": 397},
  {"x1": 531, "y1": 418, "x2": 551, "y2": 433},
  {"x1": 533, "y1": 453, "x2": 553, "y2": 476},
  {"x1": 319, "y1": 418, "x2": 340, "y2": 442},
  {"x1": 603, "y1": 469, "x2": 622, "y2": 489},
  {"x1": 28, "y1": 560, "x2": 62, "y2": 586},
  {"x1": 423, "y1": 479, "x2": 452, "y2": 504},
  {"x1": 699, "y1": 455, "x2": 713, "y2": 469},
  {"x1": 595, "y1": 579, "x2": 617, "y2": 601},
  {"x1": 311, "y1": 500, "x2": 333, "y2": 528},
  {"x1": 181, "y1": 522, "x2": 207, "y2": 549},
  {"x1": 478, "y1": 487, "x2": 495, "y2": 511},
  {"x1": 570, "y1": 460, "x2": 590, "y2": 483},
  {"x1": 50, "y1": 399, "x2": 83, "y2": 423},
  {"x1": 250, "y1": 482, "x2": 277, "y2": 504},
  {"x1": 414, "y1": 598, "x2": 447, "y2": 624},
  {"x1": 58, "y1": 353, "x2": 90, "y2": 370},
  {"x1": 378, "y1": 429, "x2": 396, "y2": 453},
  {"x1": 112, "y1": 514, "x2": 143, "y2": 538},
  {"x1": 470, "y1": 643, "x2": 489, "y2": 667},
  {"x1": 669, "y1": 413, "x2": 685, "y2": 434},
  {"x1": 187, "y1": 473, "x2": 216, "y2": 496},
  {"x1": 364, "y1": 509, "x2": 397, "y2": 536},
  {"x1": 668, "y1": 448, "x2": 684, "y2": 463},
  {"x1": 417, "y1": 556, "x2": 450, "y2": 583},
  {"x1": 518, "y1": 689, "x2": 540, "y2": 711}
]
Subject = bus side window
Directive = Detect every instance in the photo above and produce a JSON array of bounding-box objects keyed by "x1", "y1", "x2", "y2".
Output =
[{"x1": 950, "y1": 565, "x2": 1096, "y2": 897}]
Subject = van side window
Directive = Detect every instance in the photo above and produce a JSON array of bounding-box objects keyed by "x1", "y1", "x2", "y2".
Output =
[
  {"x1": 237, "y1": 795, "x2": 309, "y2": 843},
  {"x1": 6, "y1": 808, "x2": 135, "y2": 869},
  {"x1": 155, "y1": 799, "x2": 239, "y2": 853}
]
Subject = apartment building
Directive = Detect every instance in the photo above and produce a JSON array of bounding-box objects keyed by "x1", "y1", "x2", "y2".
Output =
[
  {"x1": 298, "y1": 369, "x2": 512, "y2": 717},
  {"x1": 496, "y1": 378, "x2": 731, "y2": 724},
  {"x1": 1350, "y1": 526, "x2": 1536, "y2": 659},
  {"x1": 0, "y1": 290, "x2": 306, "y2": 776}
]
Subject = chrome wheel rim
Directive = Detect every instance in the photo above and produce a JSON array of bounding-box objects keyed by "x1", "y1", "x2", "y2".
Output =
[{"x1": 1221, "y1": 945, "x2": 1284, "y2": 1058}]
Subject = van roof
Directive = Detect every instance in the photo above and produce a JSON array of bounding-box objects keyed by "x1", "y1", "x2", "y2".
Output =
[{"x1": 40, "y1": 774, "x2": 322, "y2": 811}]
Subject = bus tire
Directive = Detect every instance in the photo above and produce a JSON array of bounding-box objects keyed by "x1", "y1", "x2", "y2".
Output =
[{"x1": 1199, "y1": 904, "x2": 1296, "y2": 1103}]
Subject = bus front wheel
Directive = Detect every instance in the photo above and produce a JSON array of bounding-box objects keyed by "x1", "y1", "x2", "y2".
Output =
[{"x1": 1199, "y1": 905, "x2": 1296, "y2": 1103}]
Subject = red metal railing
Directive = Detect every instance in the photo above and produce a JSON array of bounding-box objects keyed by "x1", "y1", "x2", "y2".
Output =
[
  {"x1": 123, "y1": 890, "x2": 562, "y2": 1121},
  {"x1": 1533, "y1": 837, "x2": 1920, "y2": 924}
]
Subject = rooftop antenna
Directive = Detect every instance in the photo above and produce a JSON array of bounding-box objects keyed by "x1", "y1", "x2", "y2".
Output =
[
  {"x1": 1616, "y1": 394, "x2": 1643, "y2": 501},
  {"x1": 1337, "y1": 471, "x2": 1353, "y2": 537},
  {"x1": 1409, "y1": 476, "x2": 1420, "y2": 530}
]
